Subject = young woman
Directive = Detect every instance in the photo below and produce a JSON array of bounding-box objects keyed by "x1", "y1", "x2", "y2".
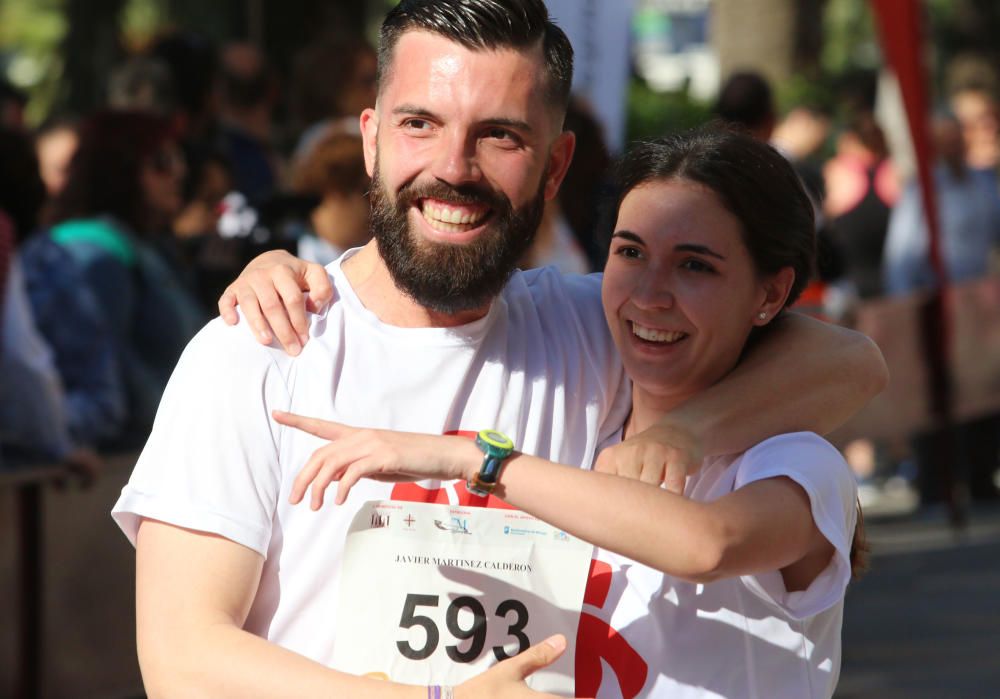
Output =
[{"x1": 274, "y1": 128, "x2": 863, "y2": 698}]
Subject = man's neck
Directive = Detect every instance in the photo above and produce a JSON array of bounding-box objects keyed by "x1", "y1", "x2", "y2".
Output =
[{"x1": 341, "y1": 241, "x2": 493, "y2": 328}]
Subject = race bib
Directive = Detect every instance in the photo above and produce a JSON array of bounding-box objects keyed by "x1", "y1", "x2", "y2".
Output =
[{"x1": 332, "y1": 500, "x2": 592, "y2": 693}]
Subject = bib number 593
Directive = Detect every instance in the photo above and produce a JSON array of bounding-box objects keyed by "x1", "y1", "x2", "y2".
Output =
[{"x1": 396, "y1": 593, "x2": 530, "y2": 663}]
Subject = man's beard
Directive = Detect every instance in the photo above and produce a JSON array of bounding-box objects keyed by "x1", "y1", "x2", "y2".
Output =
[{"x1": 369, "y1": 158, "x2": 547, "y2": 315}]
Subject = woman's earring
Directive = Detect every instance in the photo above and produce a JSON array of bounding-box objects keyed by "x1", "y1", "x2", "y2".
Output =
[{"x1": 758, "y1": 312, "x2": 767, "y2": 321}]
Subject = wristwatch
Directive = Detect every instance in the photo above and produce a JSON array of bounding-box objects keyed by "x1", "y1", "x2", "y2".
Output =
[{"x1": 466, "y1": 429, "x2": 515, "y2": 496}]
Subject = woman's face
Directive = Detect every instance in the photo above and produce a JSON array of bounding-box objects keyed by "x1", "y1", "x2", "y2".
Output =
[{"x1": 601, "y1": 179, "x2": 789, "y2": 409}]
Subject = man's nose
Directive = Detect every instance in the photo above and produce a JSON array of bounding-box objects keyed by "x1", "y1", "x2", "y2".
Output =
[{"x1": 431, "y1": 130, "x2": 481, "y2": 185}]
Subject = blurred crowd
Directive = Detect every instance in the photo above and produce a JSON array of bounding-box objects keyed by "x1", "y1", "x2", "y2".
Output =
[{"x1": 1, "y1": 30, "x2": 999, "y2": 502}]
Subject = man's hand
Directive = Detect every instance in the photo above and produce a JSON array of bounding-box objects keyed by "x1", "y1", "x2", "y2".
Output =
[
  {"x1": 217, "y1": 250, "x2": 333, "y2": 355},
  {"x1": 455, "y1": 634, "x2": 591, "y2": 699},
  {"x1": 593, "y1": 421, "x2": 703, "y2": 494}
]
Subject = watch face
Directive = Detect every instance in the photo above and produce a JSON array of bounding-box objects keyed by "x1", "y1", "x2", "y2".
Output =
[{"x1": 479, "y1": 430, "x2": 514, "y2": 451}]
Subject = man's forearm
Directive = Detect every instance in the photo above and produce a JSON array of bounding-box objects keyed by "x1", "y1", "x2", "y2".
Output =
[
  {"x1": 664, "y1": 312, "x2": 888, "y2": 457},
  {"x1": 140, "y1": 622, "x2": 421, "y2": 699}
]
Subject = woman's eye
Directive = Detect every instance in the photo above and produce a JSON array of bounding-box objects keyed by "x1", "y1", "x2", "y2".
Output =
[
  {"x1": 615, "y1": 245, "x2": 642, "y2": 259},
  {"x1": 681, "y1": 258, "x2": 714, "y2": 273}
]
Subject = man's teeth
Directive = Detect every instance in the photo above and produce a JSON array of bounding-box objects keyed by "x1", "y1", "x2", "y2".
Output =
[
  {"x1": 421, "y1": 201, "x2": 487, "y2": 230},
  {"x1": 632, "y1": 323, "x2": 686, "y2": 344}
]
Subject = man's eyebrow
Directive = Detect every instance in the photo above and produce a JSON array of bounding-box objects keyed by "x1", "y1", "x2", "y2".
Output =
[
  {"x1": 675, "y1": 243, "x2": 726, "y2": 260},
  {"x1": 391, "y1": 105, "x2": 532, "y2": 134},
  {"x1": 392, "y1": 104, "x2": 439, "y2": 120},
  {"x1": 483, "y1": 117, "x2": 533, "y2": 134}
]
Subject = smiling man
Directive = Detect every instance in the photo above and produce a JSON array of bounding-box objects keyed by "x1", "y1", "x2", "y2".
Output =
[{"x1": 112, "y1": 1, "x2": 885, "y2": 697}]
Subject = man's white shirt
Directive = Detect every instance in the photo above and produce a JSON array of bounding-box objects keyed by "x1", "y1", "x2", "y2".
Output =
[{"x1": 113, "y1": 250, "x2": 629, "y2": 665}]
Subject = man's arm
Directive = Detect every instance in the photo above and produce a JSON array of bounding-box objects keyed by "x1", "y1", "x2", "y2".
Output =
[
  {"x1": 596, "y1": 312, "x2": 888, "y2": 488},
  {"x1": 136, "y1": 519, "x2": 571, "y2": 699},
  {"x1": 136, "y1": 519, "x2": 417, "y2": 699}
]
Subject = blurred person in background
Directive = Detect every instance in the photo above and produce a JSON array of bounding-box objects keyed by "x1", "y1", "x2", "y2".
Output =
[
  {"x1": 289, "y1": 128, "x2": 370, "y2": 266},
  {"x1": 884, "y1": 112, "x2": 1000, "y2": 505},
  {"x1": 714, "y1": 70, "x2": 776, "y2": 142},
  {"x1": 0, "y1": 127, "x2": 104, "y2": 478},
  {"x1": 23, "y1": 110, "x2": 205, "y2": 447},
  {"x1": 217, "y1": 42, "x2": 281, "y2": 204},
  {"x1": 824, "y1": 114, "x2": 900, "y2": 300},
  {"x1": 522, "y1": 98, "x2": 608, "y2": 274},
  {"x1": 0, "y1": 205, "x2": 73, "y2": 465},
  {"x1": 34, "y1": 117, "x2": 79, "y2": 200},
  {"x1": 289, "y1": 34, "x2": 377, "y2": 161},
  {"x1": 884, "y1": 112, "x2": 1000, "y2": 294},
  {"x1": 950, "y1": 86, "x2": 1000, "y2": 174}
]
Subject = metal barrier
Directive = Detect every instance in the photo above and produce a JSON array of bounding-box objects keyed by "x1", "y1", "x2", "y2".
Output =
[
  {"x1": 0, "y1": 464, "x2": 69, "y2": 699},
  {"x1": 831, "y1": 276, "x2": 1000, "y2": 446},
  {"x1": 0, "y1": 455, "x2": 143, "y2": 699}
]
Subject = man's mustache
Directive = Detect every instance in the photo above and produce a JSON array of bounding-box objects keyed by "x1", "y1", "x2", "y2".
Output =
[{"x1": 395, "y1": 180, "x2": 510, "y2": 211}]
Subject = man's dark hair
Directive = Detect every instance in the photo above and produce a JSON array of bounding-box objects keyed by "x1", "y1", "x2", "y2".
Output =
[
  {"x1": 713, "y1": 71, "x2": 775, "y2": 133},
  {"x1": 377, "y1": 0, "x2": 573, "y2": 112}
]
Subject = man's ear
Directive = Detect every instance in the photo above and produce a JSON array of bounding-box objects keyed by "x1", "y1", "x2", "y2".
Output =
[
  {"x1": 543, "y1": 130, "x2": 576, "y2": 201},
  {"x1": 360, "y1": 107, "x2": 379, "y2": 177},
  {"x1": 754, "y1": 267, "x2": 796, "y2": 326}
]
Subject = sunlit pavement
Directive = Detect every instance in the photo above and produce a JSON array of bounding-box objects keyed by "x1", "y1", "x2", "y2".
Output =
[{"x1": 836, "y1": 502, "x2": 1000, "y2": 698}]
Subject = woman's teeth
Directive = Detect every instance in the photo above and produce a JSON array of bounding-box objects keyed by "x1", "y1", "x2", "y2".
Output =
[{"x1": 631, "y1": 322, "x2": 686, "y2": 344}]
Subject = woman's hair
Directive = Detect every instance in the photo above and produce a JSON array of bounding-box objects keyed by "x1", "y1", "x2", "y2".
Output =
[
  {"x1": 613, "y1": 126, "x2": 816, "y2": 309},
  {"x1": 47, "y1": 109, "x2": 176, "y2": 235}
]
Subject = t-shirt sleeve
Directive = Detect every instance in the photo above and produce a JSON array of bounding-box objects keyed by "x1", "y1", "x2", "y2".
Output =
[
  {"x1": 111, "y1": 318, "x2": 292, "y2": 557},
  {"x1": 732, "y1": 432, "x2": 858, "y2": 620}
]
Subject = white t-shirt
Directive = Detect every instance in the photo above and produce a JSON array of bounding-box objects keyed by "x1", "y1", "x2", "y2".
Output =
[
  {"x1": 580, "y1": 432, "x2": 857, "y2": 699},
  {"x1": 112, "y1": 251, "x2": 630, "y2": 665}
]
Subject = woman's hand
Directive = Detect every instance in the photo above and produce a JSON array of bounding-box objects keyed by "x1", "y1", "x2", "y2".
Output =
[
  {"x1": 593, "y1": 421, "x2": 703, "y2": 494},
  {"x1": 273, "y1": 411, "x2": 482, "y2": 508},
  {"x1": 218, "y1": 250, "x2": 333, "y2": 355},
  {"x1": 455, "y1": 634, "x2": 589, "y2": 699}
]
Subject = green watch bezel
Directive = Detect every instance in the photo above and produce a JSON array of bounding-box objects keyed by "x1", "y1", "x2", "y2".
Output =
[{"x1": 467, "y1": 429, "x2": 514, "y2": 496}]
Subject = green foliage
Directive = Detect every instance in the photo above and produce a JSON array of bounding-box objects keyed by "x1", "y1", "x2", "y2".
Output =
[
  {"x1": 625, "y1": 78, "x2": 712, "y2": 143},
  {"x1": 0, "y1": 0, "x2": 68, "y2": 124}
]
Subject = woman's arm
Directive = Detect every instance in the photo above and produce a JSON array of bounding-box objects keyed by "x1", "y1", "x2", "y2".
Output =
[
  {"x1": 136, "y1": 518, "x2": 575, "y2": 699},
  {"x1": 277, "y1": 415, "x2": 830, "y2": 587},
  {"x1": 596, "y1": 312, "x2": 888, "y2": 490}
]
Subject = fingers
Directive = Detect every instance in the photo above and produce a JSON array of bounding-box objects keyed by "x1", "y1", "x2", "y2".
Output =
[
  {"x1": 662, "y1": 454, "x2": 694, "y2": 494},
  {"x1": 509, "y1": 635, "x2": 567, "y2": 680},
  {"x1": 251, "y1": 269, "x2": 303, "y2": 355},
  {"x1": 303, "y1": 262, "x2": 334, "y2": 312},
  {"x1": 233, "y1": 274, "x2": 274, "y2": 345},
  {"x1": 218, "y1": 285, "x2": 240, "y2": 325},
  {"x1": 273, "y1": 273, "x2": 311, "y2": 348},
  {"x1": 272, "y1": 411, "x2": 349, "y2": 440},
  {"x1": 334, "y1": 456, "x2": 379, "y2": 506}
]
